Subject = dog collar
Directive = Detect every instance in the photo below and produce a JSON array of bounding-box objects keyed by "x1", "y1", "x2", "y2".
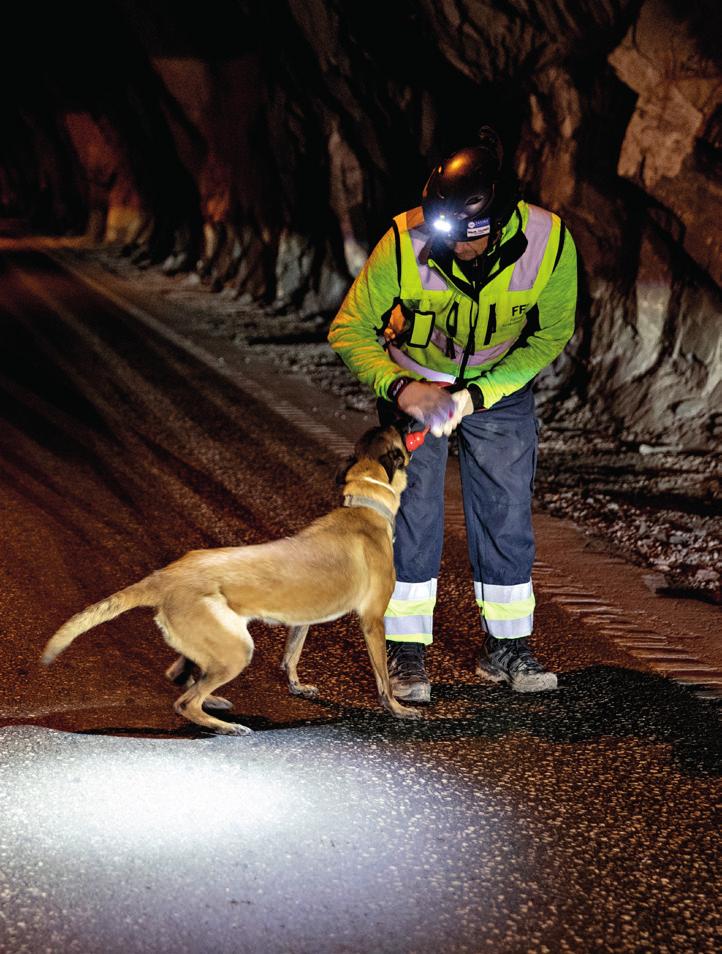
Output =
[
  {"x1": 355, "y1": 475, "x2": 399, "y2": 498},
  {"x1": 343, "y1": 494, "x2": 396, "y2": 532}
]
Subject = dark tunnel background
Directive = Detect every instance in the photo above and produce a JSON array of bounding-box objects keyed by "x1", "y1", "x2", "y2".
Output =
[{"x1": 1, "y1": 0, "x2": 721, "y2": 451}]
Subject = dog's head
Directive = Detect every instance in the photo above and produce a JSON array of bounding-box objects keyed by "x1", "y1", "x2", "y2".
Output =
[{"x1": 336, "y1": 425, "x2": 411, "y2": 491}]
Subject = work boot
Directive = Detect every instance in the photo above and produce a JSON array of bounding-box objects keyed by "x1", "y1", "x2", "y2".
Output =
[
  {"x1": 476, "y1": 635, "x2": 557, "y2": 692},
  {"x1": 387, "y1": 641, "x2": 431, "y2": 703}
]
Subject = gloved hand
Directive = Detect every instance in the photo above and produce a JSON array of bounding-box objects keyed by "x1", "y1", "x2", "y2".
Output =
[
  {"x1": 452, "y1": 389, "x2": 474, "y2": 419},
  {"x1": 451, "y1": 384, "x2": 485, "y2": 421},
  {"x1": 396, "y1": 381, "x2": 459, "y2": 437}
]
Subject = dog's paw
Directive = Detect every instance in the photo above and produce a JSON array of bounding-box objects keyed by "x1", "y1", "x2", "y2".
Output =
[
  {"x1": 216, "y1": 722, "x2": 252, "y2": 736},
  {"x1": 393, "y1": 703, "x2": 424, "y2": 721},
  {"x1": 204, "y1": 694, "x2": 233, "y2": 711},
  {"x1": 290, "y1": 683, "x2": 319, "y2": 699}
]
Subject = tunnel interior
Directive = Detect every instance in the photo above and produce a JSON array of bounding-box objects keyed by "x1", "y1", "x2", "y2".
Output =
[{"x1": 2, "y1": 0, "x2": 721, "y2": 452}]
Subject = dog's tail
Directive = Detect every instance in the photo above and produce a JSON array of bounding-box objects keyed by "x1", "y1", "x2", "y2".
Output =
[{"x1": 41, "y1": 577, "x2": 158, "y2": 665}]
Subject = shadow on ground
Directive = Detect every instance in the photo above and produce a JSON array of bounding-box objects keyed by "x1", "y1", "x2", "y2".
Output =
[{"x1": 8, "y1": 666, "x2": 719, "y2": 778}]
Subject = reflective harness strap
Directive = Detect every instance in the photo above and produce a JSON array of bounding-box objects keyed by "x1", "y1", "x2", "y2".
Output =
[
  {"x1": 390, "y1": 338, "x2": 519, "y2": 383},
  {"x1": 388, "y1": 344, "x2": 456, "y2": 382},
  {"x1": 428, "y1": 326, "x2": 519, "y2": 366},
  {"x1": 508, "y1": 206, "x2": 551, "y2": 291}
]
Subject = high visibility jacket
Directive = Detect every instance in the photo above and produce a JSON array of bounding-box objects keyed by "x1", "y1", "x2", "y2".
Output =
[{"x1": 328, "y1": 199, "x2": 577, "y2": 409}]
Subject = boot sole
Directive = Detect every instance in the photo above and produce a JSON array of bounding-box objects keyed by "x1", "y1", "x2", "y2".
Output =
[{"x1": 476, "y1": 660, "x2": 558, "y2": 693}]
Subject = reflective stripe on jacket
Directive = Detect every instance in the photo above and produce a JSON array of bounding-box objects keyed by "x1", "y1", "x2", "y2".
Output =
[{"x1": 328, "y1": 199, "x2": 577, "y2": 409}]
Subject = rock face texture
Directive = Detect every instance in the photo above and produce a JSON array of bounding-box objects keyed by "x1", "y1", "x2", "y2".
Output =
[
  {"x1": 2, "y1": 0, "x2": 720, "y2": 449},
  {"x1": 601, "y1": 0, "x2": 721, "y2": 449}
]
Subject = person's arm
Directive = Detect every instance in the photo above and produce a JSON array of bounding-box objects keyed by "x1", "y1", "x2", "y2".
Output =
[
  {"x1": 329, "y1": 228, "x2": 458, "y2": 433},
  {"x1": 328, "y1": 228, "x2": 423, "y2": 399},
  {"x1": 471, "y1": 227, "x2": 578, "y2": 409}
]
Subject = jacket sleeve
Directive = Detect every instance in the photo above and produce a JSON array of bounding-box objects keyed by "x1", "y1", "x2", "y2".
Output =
[
  {"x1": 476, "y1": 226, "x2": 578, "y2": 409},
  {"x1": 328, "y1": 227, "x2": 423, "y2": 399}
]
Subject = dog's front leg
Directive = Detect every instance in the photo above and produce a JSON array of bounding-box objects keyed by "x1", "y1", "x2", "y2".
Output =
[
  {"x1": 281, "y1": 625, "x2": 318, "y2": 698},
  {"x1": 360, "y1": 614, "x2": 422, "y2": 720}
]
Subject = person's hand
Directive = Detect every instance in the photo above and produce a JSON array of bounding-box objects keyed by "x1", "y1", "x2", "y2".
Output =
[
  {"x1": 452, "y1": 385, "x2": 486, "y2": 422},
  {"x1": 396, "y1": 381, "x2": 458, "y2": 437},
  {"x1": 452, "y1": 389, "x2": 474, "y2": 419}
]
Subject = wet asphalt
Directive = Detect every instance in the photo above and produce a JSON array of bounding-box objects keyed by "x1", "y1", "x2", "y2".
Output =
[{"x1": 0, "y1": 247, "x2": 720, "y2": 953}]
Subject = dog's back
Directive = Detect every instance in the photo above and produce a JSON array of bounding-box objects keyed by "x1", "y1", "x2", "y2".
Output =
[{"x1": 155, "y1": 505, "x2": 393, "y2": 626}]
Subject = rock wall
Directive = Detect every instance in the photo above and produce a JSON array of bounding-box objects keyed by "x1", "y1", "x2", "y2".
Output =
[
  {"x1": 601, "y1": 0, "x2": 722, "y2": 448},
  {"x1": 1, "y1": 0, "x2": 720, "y2": 449}
]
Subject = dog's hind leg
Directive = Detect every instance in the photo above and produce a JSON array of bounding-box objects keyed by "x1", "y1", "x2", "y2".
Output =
[
  {"x1": 174, "y1": 658, "x2": 250, "y2": 734},
  {"x1": 359, "y1": 613, "x2": 421, "y2": 721},
  {"x1": 157, "y1": 619, "x2": 210, "y2": 699},
  {"x1": 166, "y1": 596, "x2": 254, "y2": 735},
  {"x1": 202, "y1": 692, "x2": 234, "y2": 711},
  {"x1": 165, "y1": 654, "x2": 194, "y2": 685},
  {"x1": 165, "y1": 653, "x2": 233, "y2": 711},
  {"x1": 281, "y1": 625, "x2": 318, "y2": 698}
]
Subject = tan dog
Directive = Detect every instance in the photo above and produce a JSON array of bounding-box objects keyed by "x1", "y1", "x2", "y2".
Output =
[{"x1": 41, "y1": 426, "x2": 421, "y2": 733}]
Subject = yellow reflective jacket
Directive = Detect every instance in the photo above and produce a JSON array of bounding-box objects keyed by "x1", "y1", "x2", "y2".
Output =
[{"x1": 328, "y1": 199, "x2": 577, "y2": 408}]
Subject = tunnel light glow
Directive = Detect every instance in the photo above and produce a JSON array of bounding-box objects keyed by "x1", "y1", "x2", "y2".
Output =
[{"x1": 433, "y1": 217, "x2": 452, "y2": 233}]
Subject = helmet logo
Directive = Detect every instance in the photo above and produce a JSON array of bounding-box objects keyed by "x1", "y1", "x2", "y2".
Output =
[{"x1": 466, "y1": 218, "x2": 491, "y2": 238}]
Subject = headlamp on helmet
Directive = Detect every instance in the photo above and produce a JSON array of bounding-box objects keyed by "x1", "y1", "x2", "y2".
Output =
[{"x1": 422, "y1": 127, "x2": 504, "y2": 243}]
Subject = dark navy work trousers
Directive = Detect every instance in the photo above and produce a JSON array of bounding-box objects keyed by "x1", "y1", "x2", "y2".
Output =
[{"x1": 383, "y1": 383, "x2": 538, "y2": 644}]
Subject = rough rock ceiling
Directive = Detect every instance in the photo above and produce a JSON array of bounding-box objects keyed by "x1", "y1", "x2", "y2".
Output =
[{"x1": 1, "y1": 0, "x2": 720, "y2": 449}]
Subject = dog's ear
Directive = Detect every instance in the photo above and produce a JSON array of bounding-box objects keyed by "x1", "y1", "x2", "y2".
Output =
[
  {"x1": 336, "y1": 455, "x2": 356, "y2": 486},
  {"x1": 378, "y1": 447, "x2": 407, "y2": 482}
]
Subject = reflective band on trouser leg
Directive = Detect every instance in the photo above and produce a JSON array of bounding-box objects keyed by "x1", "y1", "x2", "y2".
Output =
[
  {"x1": 474, "y1": 581, "x2": 535, "y2": 638},
  {"x1": 384, "y1": 578, "x2": 437, "y2": 646}
]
